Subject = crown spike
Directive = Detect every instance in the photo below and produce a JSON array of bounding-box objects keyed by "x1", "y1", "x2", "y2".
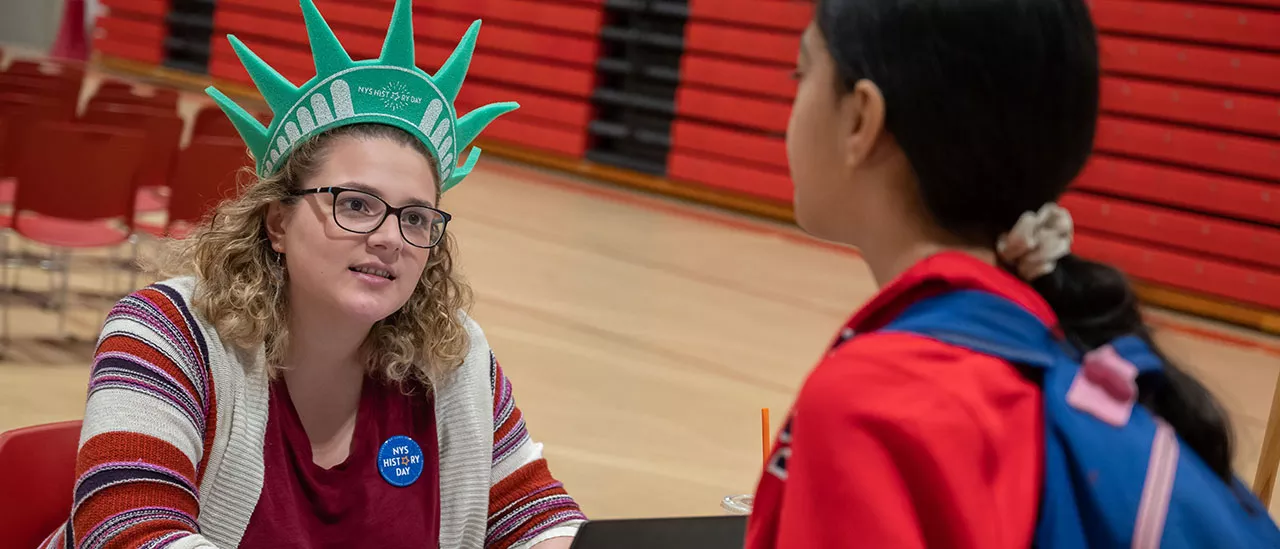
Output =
[
  {"x1": 205, "y1": 87, "x2": 270, "y2": 156},
  {"x1": 379, "y1": 0, "x2": 416, "y2": 69},
  {"x1": 441, "y1": 146, "x2": 483, "y2": 193},
  {"x1": 455, "y1": 101, "x2": 518, "y2": 151},
  {"x1": 228, "y1": 35, "x2": 299, "y2": 115},
  {"x1": 301, "y1": 0, "x2": 354, "y2": 75},
  {"x1": 433, "y1": 20, "x2": 481, "y2": 102}
]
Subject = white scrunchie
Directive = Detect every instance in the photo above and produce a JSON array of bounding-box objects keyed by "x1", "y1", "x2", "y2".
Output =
[{"x1": 996, "y1": 203, "x2": 1074, "y2": 281}]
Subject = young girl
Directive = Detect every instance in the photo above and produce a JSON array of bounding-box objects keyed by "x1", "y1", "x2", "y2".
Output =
[
  {"x1": 747, "y1": 0, "x2": 1239, "y2": 547},
  {"x1": 40, "y1": 1, "x2": 584, "y2": 547}
]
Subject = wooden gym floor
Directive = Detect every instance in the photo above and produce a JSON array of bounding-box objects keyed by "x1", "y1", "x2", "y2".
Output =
[{"x1": 1, "y1": 159, "x2": 1279, "y2": 519}]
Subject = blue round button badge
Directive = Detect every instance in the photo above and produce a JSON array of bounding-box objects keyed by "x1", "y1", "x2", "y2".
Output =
[{"x1": 378, "y1": 435, "x2": 424, "y2": 487}]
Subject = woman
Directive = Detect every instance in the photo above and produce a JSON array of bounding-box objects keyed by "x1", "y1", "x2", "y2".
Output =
[
  {"x1": 40, "y1": 1, "x2": 584, "y2": 547},
  {"x1": 746, "y1": 0, "x2": 1254, "y2": 547}
]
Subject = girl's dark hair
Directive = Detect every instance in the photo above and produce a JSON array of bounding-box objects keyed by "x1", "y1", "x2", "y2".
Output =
[{"x1": 813, "y1": 0, "x2": 1234, "y2": 479}]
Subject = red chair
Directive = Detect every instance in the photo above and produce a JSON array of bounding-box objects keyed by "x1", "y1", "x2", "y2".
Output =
[
  {"x1": 0, "y1": 73, "x2": 64, "y2": 95},
  {"x1": 0, "y1": 93, "x2": 73, "y2": 205},
  {"x1": 0, "y1": 61, "x2": 81, "y2": 104},
  {"x1": 0, "y1": 74, "x2": 77, "y2": 113},
  {"x1": 91, "y1": 80, "x2": 179, "y2": 111},
  {"x1": 0, "y1": 94, "x2": 73, "y2": 182},
  {"x1": 138, "y1": 136, "x2": 250, "y2": 239},
  {"x1": 2, "y1": 121, "x2": 147, "y2": 338},
  {"x1": 4, "y1": 59, "x2": 84, "y2": 79},
  {"x1": 0, "y1": 117, "x2": 9, "y2": 204},
  {"x1": 80, "y1": 103, "x2": 185, "y2": 213},
  {"x1": 191, "y1": 106, "x2": 241, "y2": 139},
  {"x1": 0, "y1": 420, "x2": 82, "y2": 549},
  {"x1": 191, "y1": 106, "x2": 271, "y2": 139}
]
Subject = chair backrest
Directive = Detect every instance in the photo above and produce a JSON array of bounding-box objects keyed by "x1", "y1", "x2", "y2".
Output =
[
  {"x1": 0, "y1": 62, "x2": 80, "y2": 104},
  {"x1": 11, "y1": 121, "x2": 147, "y2": 224},
  {"x1": 0, "y1": 117, "x2": 7, "y2": 174},
  {"x1": 191, "y1": 106, "x2": 241, "y2": 139},
  {"x1": 81, "y1": 103, "x2": 185, "y2": 189},
  {"x1": 91, "y1": 80, "x2": 179, "y2": 110},
  {"x1": 0, "y1": 72, "x2": 78, "y2": 107},
  {"x1": 0, "y1": 94, "x2": 74, "y2": 178},
  {"x1": 167, "y1": 136, "x2": 251, "y2": 231},
  {"x1": 4, "y1": 59, "x2": 84, "y2": 80},
  {"x1": 81, "y1": 101, "x2": 174, "y2": 122},
  {"x1": 0, "y1": 73, "x2": 70, "y2": 96},
  {"x1": 0, "y1": 420, "x2": 83, "y2": 549},
  {"x1": 192, "y1": 106, "x2": 271, "y2": 139},
  {"x1": 0, "y1": 92, "x2": 74, "y2": 123}
]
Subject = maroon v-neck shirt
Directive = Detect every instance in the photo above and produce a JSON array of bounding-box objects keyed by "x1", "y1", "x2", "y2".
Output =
[{"x1": 239, "y1": 375, "x2": 441, "y2": 548}]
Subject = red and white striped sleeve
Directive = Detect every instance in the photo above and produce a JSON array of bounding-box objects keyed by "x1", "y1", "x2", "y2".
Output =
[
  {"x1": 485, "y1": 352, "x2": 586, "y2": 549},
  {"x1": 40, "y1": 285, "x2": 220, "y2": 549}
]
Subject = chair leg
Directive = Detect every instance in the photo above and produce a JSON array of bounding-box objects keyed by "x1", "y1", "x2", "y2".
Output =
[
  {"x1": 0, "y1": 231, "x2": 10, "y2": 356},
  {"x1": 129, "y1": 235, "x2": 139, "y2": 293},
  {"x1": 46, "y1": 247, "x2": 57, "y2": 311},
  {"x1": 56, "y1": 249, "x2": 71, "y2": 340},
  {"x1": 11, "y1": 239, "x2": 23, "y2": 306},
  {"x1": 105, "y1": 245, "x2": 119, "y2": 299}
]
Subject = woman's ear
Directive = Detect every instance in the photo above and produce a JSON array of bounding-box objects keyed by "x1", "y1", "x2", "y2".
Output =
[
  {"x1": 839, "y1": 79, "x2": 889, "y2": 172},
  {"x1": 264, "y1": 202, "x2": 289, "y2": 254}
]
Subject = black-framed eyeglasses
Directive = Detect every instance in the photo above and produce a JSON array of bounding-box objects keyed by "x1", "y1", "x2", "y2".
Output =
[{"x1": 291, "y1": 187, "x2": 451, "y2": 249}]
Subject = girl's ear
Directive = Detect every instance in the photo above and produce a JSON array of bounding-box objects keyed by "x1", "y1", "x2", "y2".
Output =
[
  {"x1": 840, "y1": 79, "x2": 889, "y2": 173},
  {"x1": 265, "y1": 202, "x2": 289, "y2": 254}
]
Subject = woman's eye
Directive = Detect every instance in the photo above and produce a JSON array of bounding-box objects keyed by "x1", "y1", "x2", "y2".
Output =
[
  {"x1": 341, "y1": 198, "x2": 367, "y2": 212},
  {"x1": 402, "y1": 212, "x2": 425, "y2": 226}
]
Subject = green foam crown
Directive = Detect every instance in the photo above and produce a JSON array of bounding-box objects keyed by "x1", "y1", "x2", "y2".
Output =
[{"x1": 205, "y1": 0, "x2": 518, "y2": 192}]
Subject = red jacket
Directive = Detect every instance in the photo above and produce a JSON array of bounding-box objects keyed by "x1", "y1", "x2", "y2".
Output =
[{"x1": 746, "y1": 252, "x2": 1051, "y2": 549}]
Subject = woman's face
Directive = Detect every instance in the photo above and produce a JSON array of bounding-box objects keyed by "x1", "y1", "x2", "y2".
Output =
[{"x1": 267, "y1": 135, "x2": 439, "y2": 327}]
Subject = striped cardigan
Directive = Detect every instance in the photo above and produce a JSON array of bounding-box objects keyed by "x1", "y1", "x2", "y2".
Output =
[{"x1": 40, "y1": 277, "x2": 586, "y2": 548}]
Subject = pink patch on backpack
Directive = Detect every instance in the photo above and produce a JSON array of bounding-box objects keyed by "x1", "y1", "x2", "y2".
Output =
[{"x1": 1065, "y1": 344, "x2": 1139, "y2": 427}]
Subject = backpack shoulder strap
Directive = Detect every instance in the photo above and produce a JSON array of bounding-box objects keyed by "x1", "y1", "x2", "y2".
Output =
[
  {"x1": 879, "y1": 290, "x2": 1076, "y2": 370},
  {"x1": 1105, "y1": 334, "x2": 1165, "y2": 375},
  {"x1": 880, "y1": 290, "x2": 1123, "y2": 548}
]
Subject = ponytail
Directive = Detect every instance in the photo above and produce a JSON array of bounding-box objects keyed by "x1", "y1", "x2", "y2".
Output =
[{"x1": 1004, "y1": 213, "x2": 1236, "y2": 481}]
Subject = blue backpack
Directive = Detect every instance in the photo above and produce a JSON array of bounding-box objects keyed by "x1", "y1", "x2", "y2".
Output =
[{"x1": 879, "y1": 290, "x2": 1280, "y2": 548}]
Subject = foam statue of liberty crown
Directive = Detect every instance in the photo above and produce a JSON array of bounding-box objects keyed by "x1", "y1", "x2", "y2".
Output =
[{"x1": 205, "y1": 0, "x2": 518, "y2": 192}]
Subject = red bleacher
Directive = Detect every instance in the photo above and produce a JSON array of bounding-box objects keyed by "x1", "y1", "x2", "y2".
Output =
[
  {"x1": 93, "y1": 0, "x2": 167, "y2": 65},
  {"x1": 666, "y1": 0, "x2": 1280, "y2": 312},
  {"x1": 668, "y1": 0, "x2": 804, "y2": 204},
  {"x1": 1076, "y1": 0, "x2": 1280, "y2": 311}
]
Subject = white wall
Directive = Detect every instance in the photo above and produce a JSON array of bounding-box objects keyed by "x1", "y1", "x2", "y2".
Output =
[{"x1": 0, "y1": 0, "x2": 70, "y2": 52}]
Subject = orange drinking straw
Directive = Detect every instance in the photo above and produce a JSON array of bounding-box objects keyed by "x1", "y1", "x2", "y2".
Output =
[{"x1": 761, "y1": 407, "x2": 771, "y2": 466}]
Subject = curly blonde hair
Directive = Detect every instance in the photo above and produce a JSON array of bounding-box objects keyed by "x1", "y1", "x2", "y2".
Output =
[{"x1": 152, "y1": 123, "x2": 474, "y2": 386}]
